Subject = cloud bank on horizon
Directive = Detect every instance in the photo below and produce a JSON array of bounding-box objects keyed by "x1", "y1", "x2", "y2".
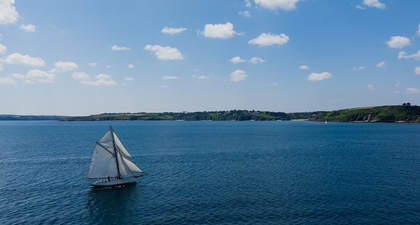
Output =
[{"x1": 0, "y1": 0, "x2": 420, "y2": 115}]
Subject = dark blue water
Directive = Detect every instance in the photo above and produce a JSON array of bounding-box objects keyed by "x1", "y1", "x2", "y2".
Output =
[{"x1": 1, "y1": 121, "x2": 420, "y2": 224}]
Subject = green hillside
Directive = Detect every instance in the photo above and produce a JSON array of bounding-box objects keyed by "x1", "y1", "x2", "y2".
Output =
[
  {"x1": 62, "y1": 110, "x2": 291, "y2": 121},
  {"x1": 311, "y1": 105, "x2": 420, "y2": 122}
]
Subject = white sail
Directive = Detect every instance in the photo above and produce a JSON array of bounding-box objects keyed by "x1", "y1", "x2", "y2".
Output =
[{"x1": 86, "y1": 127, "x2": 143, "y2": 180}]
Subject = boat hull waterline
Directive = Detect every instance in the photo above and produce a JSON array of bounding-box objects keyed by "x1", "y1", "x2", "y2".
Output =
[{"x1": 92, "y1": 177, "x2": 137, "y2": 187}]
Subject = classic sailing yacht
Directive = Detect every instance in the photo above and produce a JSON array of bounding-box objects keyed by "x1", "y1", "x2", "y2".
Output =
[{"x1": 86, "y1": 126, "x2": 146, "y2": 187}]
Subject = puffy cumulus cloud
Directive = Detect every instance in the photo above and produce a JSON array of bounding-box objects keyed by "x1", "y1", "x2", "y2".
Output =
[
  {"x1": 249, "y1": 33, "x2": 289, "y2": 47},
  {"x1": 229, "y1": 56, "x2": 246, "y2": 64},
  {"x1": 407, "y1": 88, "x2": 420, "y2": 94},
  {"x1": 398, "y1": 51, "x2": 420, "y2": 60},
  {"x1": 20, "y1": 24, "x2": 36, "y2": 32},
  {"x1": 300, "y1": 65, "x2": 309, "y2": 70},
  {"x1": 357, "y1": 0, "x2": 385, "y2": 10},
  {"x1": 144, "y1": 45, "x2": 184, "y2": 60},
  {"x1": 4, "y1": 53, "x2": 45, "y2": 67},
  {"x1": 111, "y1": 45, "x2": 130, "y2": 51},
  {"x1": 201, "y1": 22, "x2": 240, "y2": 39},
  {"x1": 124, "y1": 77, "x2": 135, "y2": 81},
  {"x1": 415, "y1": 67, "x2": 420, "y2": 75},
  {"x1": 239, "y1": 10, "x2": 251, "y2": 17},
  {"x1": 230, "y1": 69, "x2": 247, "y2": 82},
  {"x1": 376, "y1": 61, "x2": 385, "y2": 68},
  {"x1": 50, "y1": 61, "x2": 78, "y2": 73},
  {"x1": 368, "y1": 84, "x2": 375, "y2": 90},
  {"x1": 307, "y1": 72, "x2": 332, "y2": 81},
  {"x1": 19, "y1": 69, "x2": 55, "y2": 83},
  {"x1": 0, "y1": 76, "x2": 15, "y2": 85},
  {"x1": 0, "y1": 0, "x2": 19, "y2": 24},
  {"x1": 386, "y1": 36, "x2": 410, "y2": 49},
  {"x1": 72, "y1": 72, "x2": 116, "y2": 86},
  {"x1": 128, "y1": 64, "x2": 134, "y2": 69},
  {"x1": 162, "y1": 76, "x2": 181, "y2": 80},
  {"x1": 254, "y1": 0, "x2": 300, "y2": 11},
  {"x1": 0, "y1": 43, "x2": 7, "y2": 54},
  {"x1": 249, "y1": 57, "x2": 265, "y2": 64},
  {"x1": 161, "y1": 26, "x2": 187, "y2": 35}
]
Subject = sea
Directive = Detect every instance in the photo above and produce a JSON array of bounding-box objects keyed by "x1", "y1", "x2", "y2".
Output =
[{"x1": 1, "y1": 121, "x2": 420, "y2": 224}]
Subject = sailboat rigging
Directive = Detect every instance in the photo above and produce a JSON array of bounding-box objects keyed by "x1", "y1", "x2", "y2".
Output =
[{"x1": 86, "y1": 126, "x2": 146, "y2": 187}]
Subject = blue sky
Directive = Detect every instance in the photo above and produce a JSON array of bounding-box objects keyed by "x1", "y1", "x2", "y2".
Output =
[{"x1": 1, "y1": 0, "x2": 420, "y2": 116}]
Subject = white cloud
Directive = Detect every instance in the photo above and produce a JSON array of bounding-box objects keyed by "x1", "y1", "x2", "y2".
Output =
[
  {"x1": 245, "y1": 0, "x2": 252, "y2": 7},
  {"x1": 353, "y1": 66, "x2": 365, "y2": 71},
  {"x1": 89, "y1": 62, "x2": 98, "y2": 67},
  {"x1": 161, "y1": 85, "x2": 169, "y2": 88},
  {"x1": 0, "y1": 43, "x2": 6, "y2": 54},
  {"x1": 111, "y1": 45, "x2": 130, "y2": 51},
  {"x1": 4, "y1": 53, "x2": 45, "y2": 67},
  {"x1": 418, "y1": 24, "x2": 420, "y2": 37},
  {"x1": 229, "y1": 56, "x2": 246, "y2": 64},
  {"x1": 249, "y1": 33, "x2": 289, "y2": 47},
  {"x1": 376, "y1": 61, "x2": 385, "y2": 68},
  {"x1": 386, "y1": 36, "x2": 410, "y2": 49},
  {"x1": 415, "y1": 67, "x2": 420, "y2": 75},
  {"x1": 307, "y1": 72, "x2": 332, "y2": 81},
  {"x1": 128, "y1": 64, "x2": 134, "y2": 69},
  {"x1": 72, "y1": 72, "x2": 89, "y2": 81},
  {"x1": 0, "y1": 0, "x2": 19, "y2": 24},
  {"x1": 398, "y1": 51, "x2": 420, "y2": 60},
  {"x1": 359, "y1": 0, "x2": 386, "y2": 9},
  {"x1": 50, "y1": 61, "x2": 78, "y2": 73},
  {"x1": 407, "y1": 88, "x2": 420, "y2": 94},
  {"x1": 249, "y1": 57, "x2": 265, "y2": 64},
  {"x1": 201, "y1": 22, "x2": 239, "y2": 39},
  {"x1": 144, "y1": 45, "x2": 184, "y2": 60},
  {"x1": 10, "y1": 73, "x2": 24, "y2": 80},
  {"x1": 25, "y1": 69, "x2": 55, "y2": 83},
  {"x1": 72, "y1": 72, "x2": 116, "y2": 86},
  {"x1": 239, "y1": 10, "x2": 251, "y2": 17},
  {"x1": 230, "y1": 69, "x2": 247, "y2": 82},
  {"x1": 254, "y1": 0, "x2": 300, "y2": 11},
  {"x1": 368, "y1": 84, "x2": 375, "y2": 90},
  {"x1": 300, "y1": 65, "x2": 309, "y2": 70},
  {"x1": 161, "y1": 26, "x2": 187, "y2": 35},
  {"x1": 268, "y1": 82, "x2": 278, "y2": 86},
  {"x1": 197, "y1": 75, "x2": 210, "y2": 80},
  {"x1": 192, "y1": 74, "x2": 214, "y2": 81},
  {"x1": 0, "y1": 77, "x2": 15, "y2": 85},
  {"x1": 0, "y1": 63, "x2": 2, "y2": 71},
  {"x1": 162, "y1": 76, "x2": 180, "y2": 80},
  {"x1": 20, "y1": 24, "x2": 36, "y2": 32},
  {"x1": 124, "y1": 77, "x2": 135, "y2": 81}
]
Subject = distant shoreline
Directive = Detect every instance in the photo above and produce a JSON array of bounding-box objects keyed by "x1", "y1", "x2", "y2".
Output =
[{"x1": 2, "y1": 105, "x2": 419, "y2": 123}]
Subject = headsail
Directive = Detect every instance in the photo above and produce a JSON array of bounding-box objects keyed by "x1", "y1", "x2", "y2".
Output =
[{"x1": 86, "y1": 127, "x2": 143, "y2": 179}]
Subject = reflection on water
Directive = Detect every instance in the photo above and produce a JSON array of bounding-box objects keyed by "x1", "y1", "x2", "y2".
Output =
[{"x1": 86, "y1": 184, "x2": 140, "y2": 224}]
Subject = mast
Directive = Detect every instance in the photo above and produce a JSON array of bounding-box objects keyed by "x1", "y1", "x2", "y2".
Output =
[{"x1": 110, "y1": 126, "x2": 121, "y2": 179}]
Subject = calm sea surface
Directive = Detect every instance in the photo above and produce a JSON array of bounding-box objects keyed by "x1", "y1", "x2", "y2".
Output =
[{"x1": 1, "y1": 121, "x2": 420, "y2": 224}]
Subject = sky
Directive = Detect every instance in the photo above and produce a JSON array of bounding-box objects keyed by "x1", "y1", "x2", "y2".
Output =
[{"x1": 1, "y1": 0, "x2": 420, "y2": 116}]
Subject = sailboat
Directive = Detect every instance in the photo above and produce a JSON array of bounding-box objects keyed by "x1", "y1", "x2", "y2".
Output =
[{"x1": 86, "y1": 126, "x2": 146, "y2": 187}]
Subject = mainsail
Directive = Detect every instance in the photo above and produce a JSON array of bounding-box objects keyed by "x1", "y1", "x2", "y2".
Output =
[{"x1": 86, "y1": 127, "x2": 142, "y2": 179}]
